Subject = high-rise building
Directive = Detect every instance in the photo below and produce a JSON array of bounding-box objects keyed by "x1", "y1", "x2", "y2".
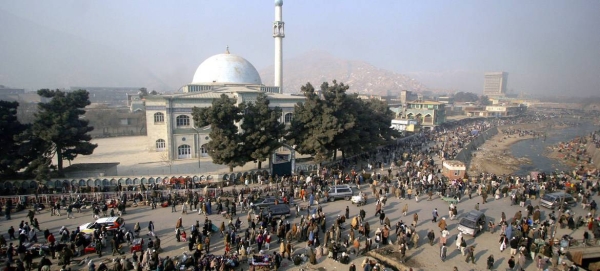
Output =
[{"x1": 483, "y1": 72, "x2": 508, "y2": 97}]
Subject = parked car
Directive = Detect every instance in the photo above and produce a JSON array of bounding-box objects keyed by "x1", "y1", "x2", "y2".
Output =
[
  {"x1": 457, "y1": 210, "x2": 486, "y2": 236},
  {"x1": 540, "y1": 192, "x2": 577, "y2": 209},
  {"x1": 327, "y1": 186, "x2": 354, "y2": 201},
  {"x1": 79, "y1": 217, "x2": 125, "y2": 235},
  {"x1": 255, "y1": 204, "x2": 291, "y2": 220},
  {"x1": 251, "y1": 197, "x2": 278, "y2": 208}
]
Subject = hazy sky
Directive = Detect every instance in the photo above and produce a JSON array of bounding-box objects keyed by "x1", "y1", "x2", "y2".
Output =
[{"x1": 1, "y1": 0, "x2": 599, "y2": 96}]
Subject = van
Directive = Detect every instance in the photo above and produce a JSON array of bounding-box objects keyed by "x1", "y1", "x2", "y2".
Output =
[
  {"x1": 540, "y1": 192, "x2": 576, "y2": 209},
  {"x1": 327, "y1": 186, "x2": 354, "y2": 201},
  {"x1": 457, "y1": 210, "x2": 486, "y2": 236}
]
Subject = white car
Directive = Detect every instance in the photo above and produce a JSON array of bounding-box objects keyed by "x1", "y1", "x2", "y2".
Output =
[{"x1": 351, "y1": 193, "x2": 366, "y2": 206}]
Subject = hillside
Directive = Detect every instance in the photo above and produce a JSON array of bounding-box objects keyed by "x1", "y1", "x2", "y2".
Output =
[{"x1": 259, "y1": 51, "x2": 428, "y2": 96}]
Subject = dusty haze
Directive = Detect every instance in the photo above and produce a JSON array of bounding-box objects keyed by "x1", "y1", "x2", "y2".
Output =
[{"x1": 0, "y1": 0, "x2": 599, "y2": 96}]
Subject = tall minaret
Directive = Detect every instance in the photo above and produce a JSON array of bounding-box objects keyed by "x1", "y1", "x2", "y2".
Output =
[{"x1": 273, "y1": 0, "x2": 284, "y2": 93}]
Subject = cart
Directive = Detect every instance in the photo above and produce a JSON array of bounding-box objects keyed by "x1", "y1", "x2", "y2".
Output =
[
  {"x1": 130, "y1": 238, "x2": 144, "y2": 253},
  {"x1": 84, "y1": 243, "x2": 97, "y2": 254},
  {"x1": 250, "y1": 255, "x2": 274, "y2": 271}
]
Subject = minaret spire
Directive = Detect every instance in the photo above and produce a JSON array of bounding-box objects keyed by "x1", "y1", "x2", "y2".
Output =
[{"x1": 273, "y1": 0, "x2": 284, "y2": 94}]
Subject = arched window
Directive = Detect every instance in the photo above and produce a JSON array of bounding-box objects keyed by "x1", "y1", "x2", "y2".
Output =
[
  {"x1": 156, "y1": 139, "x2": 166, "y2": 151},
  {"x1": 154, "y1": 112, "x2": 164, "y2": 124},
  {"x1": 178, "y1": 144, "x2": 191, "y2": 159},
  {"x1": 284, "y1": 113, "x2": 293, "y2": 123},
  {"x1": 176, "y1": 115, "x2": 190, "y2": 127}
]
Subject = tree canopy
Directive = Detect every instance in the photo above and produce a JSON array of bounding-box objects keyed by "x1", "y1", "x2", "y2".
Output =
[
  {"x1": 31, "y1": 89, "x2": 97, "y2": 171},
  {"x1": 452, "y1": 91, "x2": 479, "y2": 103},
  {"x1": 286, "y1": 80, "x2": 399, "y2": 165},
  {"x1": 192, "y1": 94, "x2": 247, "y2": 172},
  {"x1": 0, "y1": 101, "x2": 28, "y2": 178},
  {"x1": 240, "y1": 93, "x2": 285, "y2": 169}
]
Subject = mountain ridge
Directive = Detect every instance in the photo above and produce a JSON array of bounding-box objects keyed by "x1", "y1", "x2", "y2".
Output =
[{"x1": 259, "y1": 51, "x2": 428, "y2": 96}]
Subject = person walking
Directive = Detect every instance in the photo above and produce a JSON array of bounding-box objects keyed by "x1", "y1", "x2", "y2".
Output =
[
  {"x1": 507, "y1": 256, "x2": 516, "y2": 270},
  {"x1": 427, "y1": 230, "x2": 435, "y2": 246},
  {"x1": 487, "y1": 254, "x2": 494, "y2": 270},
  {"x1": 440, "y1": 243, "x2": 447, "y2": 262},
  {"x1": 465, "y1": 246, "x2": 475, "y2": 264},
  {"x1": 432, "y1": 208, "x2": 439, "y2": 223},
  {"x1": 379, "y1": 210, "x2": 385, "y2": 225},
  {"x1": 147, "y1": 221, "x2": 155, "y2": 237},
  {"x1": 413, "y1": 213, "x2": 419, "y2": 227},
  {"x1": 402, "y1": 204, "x2": 408, "y2": 217}
]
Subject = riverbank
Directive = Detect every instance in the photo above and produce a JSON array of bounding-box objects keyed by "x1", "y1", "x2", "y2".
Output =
[
  {"x1": 467, "y1": 131, "x2": 534, "y2": 176},
  {"x1": 545, "y1": 130, "x2": 600, "y2": 173},
  {"x1": 467, "y1": 120, "x2": 565, "y2": 176}
]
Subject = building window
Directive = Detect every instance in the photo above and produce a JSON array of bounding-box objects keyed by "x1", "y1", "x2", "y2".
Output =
[
  {"x1": 454, "y1": 170, "x2": 460, "y2": 176},
  {"x1": 154, "y1": 112, "x2": 164, "y2": 124},
  {"x1": 156, "y1": 139, "x2": 166, "y2": 151},
  {"x1": 284, "y1": 113, "x2": 293, "y2": 123},
  {"x1": 178, "y1": 144, "x2": 191, "y2": 159},
  {"x1": 176, "y1": 115, "x2": 190, "y2": 127},
  {"x1": 201, "y1": 144, "x2": 208, "y2": 154},
  {"x1": 424, "y1": 114, "x2": 433, "y2": 124}
]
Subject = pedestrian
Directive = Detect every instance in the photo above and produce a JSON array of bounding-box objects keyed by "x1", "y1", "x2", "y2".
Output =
[
  {"x1": 147, "y1": 221, "x2": 155, "y2": 237},
  {"x1": 536, "y1": 255, "x2": 545, "y2": 271},
  {"x1": 455, "y1": 232, "x2": 463, "y2": 250},
  {"x1": 465, "y1": 246, "x2": 475, "y2": 264},
  {"x1": 475, "y1": 203, "x2": 480, "y2": 211},
  {"x1": 440, "y1": 243, "x2": 447, "y2": 262},
  {"x1": 499, "y1": 234, "x2": 508, "y2": 252},
  {"x1": 413, "y1": 213, "x2": 419, "y2": 227},
  {"x1": 379, "y1": 210, "x2": 385, "y2": 225},
  {"x1": 427, "y1": 230, "x2": 435, "y2": 246},
  {"x1": 432, "y1": 208, "x2": 439, "y2": 223},
  {"x1": 402, "y1": 204, "x2": 408, "y2": 217},
  {"x1": 487, "y1": 254, "x2": 494, "y2": 270},
  {"x1": 508, "y1": 256, "x2": 516, "y2": 270}
]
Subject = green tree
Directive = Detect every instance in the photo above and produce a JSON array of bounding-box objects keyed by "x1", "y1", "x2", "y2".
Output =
[
  {"x1": 0, "y1": 101, "x2": 28, "y2": 178},
  {"x1": 240, "y1": 93, "x2": 285, "y2": 169},
  {"x1": 32, "y1": 89, "x2": 97, "y2": 171},
  {"x1": 288, "y1": 81, "x2": 401, "y2": 165},
  {"x1": 452, "y1": 91, "x2": 479, "y2": 103},
  {"x1": 192, "y1": 94, "x2": 248, "y2": 172},
  {"x1": 479, "y1": 95, "x2": 491, "y2": 106},
  {"x1": 286, "y1": 83, "x2": 338, "y2": 165}
]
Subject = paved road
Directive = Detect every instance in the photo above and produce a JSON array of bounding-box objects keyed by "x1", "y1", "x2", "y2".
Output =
[{"x1": 1, "y1": 181, "x2": 595, "y2": 271}]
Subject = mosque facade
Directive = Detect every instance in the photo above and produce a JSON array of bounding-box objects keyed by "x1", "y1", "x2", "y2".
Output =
[{"x1": 144, "y1": 1, "x2": 303, "y2": 161}]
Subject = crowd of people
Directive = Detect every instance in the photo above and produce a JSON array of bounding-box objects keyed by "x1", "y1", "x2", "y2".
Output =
[{"x1": 2, "y1": 114, "x2": 600, "y2": 271}]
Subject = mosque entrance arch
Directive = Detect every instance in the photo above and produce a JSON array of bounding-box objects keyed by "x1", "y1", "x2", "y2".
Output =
[{"x1": 271, "y1": 144, "x2": 295, "y2": 177}]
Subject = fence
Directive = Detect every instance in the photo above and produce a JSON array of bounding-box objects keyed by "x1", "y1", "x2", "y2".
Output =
[{"x1": 0, "y1": 187, "x2": 238, "y2": 206}]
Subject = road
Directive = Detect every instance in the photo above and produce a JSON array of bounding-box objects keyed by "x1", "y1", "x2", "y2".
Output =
[{"x1": 1, "y1": 180, "x2": 594, "y2": 271}]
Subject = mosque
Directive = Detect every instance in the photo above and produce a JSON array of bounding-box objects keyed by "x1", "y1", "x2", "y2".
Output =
[{"x1": 144, "y1": 0, "x2": 305, "y2": 161}]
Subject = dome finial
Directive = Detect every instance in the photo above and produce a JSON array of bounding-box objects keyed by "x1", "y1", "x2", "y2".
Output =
[{"x1": 225, "y1": 46, "x2": 230, "y2": 54}]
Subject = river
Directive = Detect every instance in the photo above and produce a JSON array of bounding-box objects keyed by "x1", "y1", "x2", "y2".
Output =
[{"x1": 511, "y1": 122, "x2": 599, "y2": 176}]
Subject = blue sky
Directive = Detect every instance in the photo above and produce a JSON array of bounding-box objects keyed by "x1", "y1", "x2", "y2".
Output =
[{"x1": 0, "y1": 0, "x2": 599, "y2": 96}]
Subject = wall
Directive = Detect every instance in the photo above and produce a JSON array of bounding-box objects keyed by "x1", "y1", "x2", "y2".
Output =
[
  {"x1": 586, "y1": 143, "x2": 600, "y2": 169},
  {"x1": 454, "y1": 127, "x2": 499, "y2": 166}
]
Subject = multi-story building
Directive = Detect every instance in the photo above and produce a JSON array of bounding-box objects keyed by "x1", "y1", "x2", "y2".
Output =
[
  {"x1": 404, "y1": 101, "x2": 446, "y2": 130},
  {"x1": 145, "y1": 51, "x2": 305, "y2": 161},
  {"x1": 483, "y1": 72, "x2": 508, "y2": 97}
]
